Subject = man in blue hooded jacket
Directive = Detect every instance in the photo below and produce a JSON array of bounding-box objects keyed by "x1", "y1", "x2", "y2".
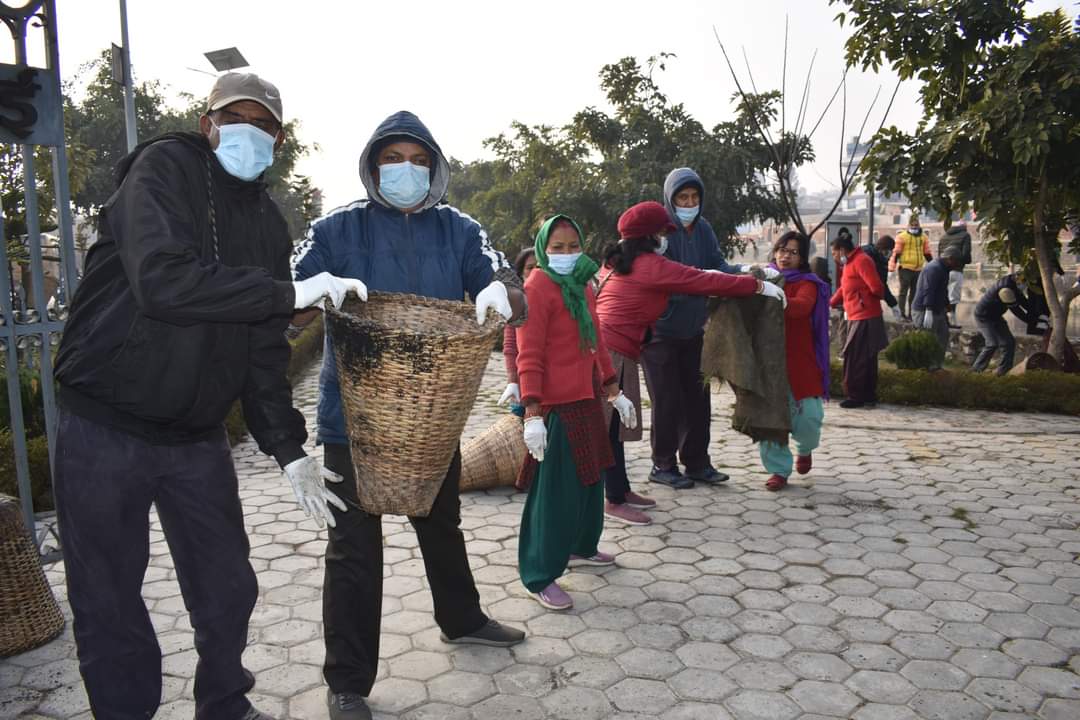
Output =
[
  {"x1": 640, "y1": 168, "x2": 780, "y2": 489},
  {"x1": 293, "y1": 111, "x2": 526, "y2": 720}
]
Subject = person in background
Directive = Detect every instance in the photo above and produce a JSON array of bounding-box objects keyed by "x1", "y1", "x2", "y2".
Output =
[
  {"x1": 912, "y1": 246, "x2": 965, "y2": 371},
  {"x1": 597, "y1": 201, "x2": 784, "y2": 523},
  {"x1": 861, "y1": 233, "x2": 901, "y2": 320},
  {"x1": 514, "y1": 215, "x2": 635, "y2": 611},
  {"x1": 52, "y1": 73, "x2": 362, "y2": 720},
  {"x1": 831, "y1": 232, "x2": 887, "y2": 408},
  {"x1": 970, "y1": 272, "x2": 1034, "y2": 375},
  {"x1": 938, "y1": 221, "x2": 973, "y2": 328},
  {"x1": 499, "y1": 247, "x2": 538, "y2": 407},
  {"x1": 292, "y1": 110, "x2": 526, "y2": 720},
  {"x1": 641, "y1": 168, "x2": 781, "y2": 490},
  {"x1": 759, "y1": 231, "x2": 831, "y2": 492},
  {"x1": 889, "y1": 214, "x2": 933, "y2": 320}
]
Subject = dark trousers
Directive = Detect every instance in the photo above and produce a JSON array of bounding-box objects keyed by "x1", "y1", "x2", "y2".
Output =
[
  {"x1": 602, "y1": 411, "x2": 630, "y2": 504},
  {"x1": 322, "y1": 443, "x2": 487, "y2": 696},
  {"x1": 640, "y1": 334, "x2": 711, "y2": 473},
  {"x1": 972, "y1": 315, "x2": 1016, "y2": 375},
  {"x1": 842, "y1": 341, "x2": 879, "y2": 404},
  {"x1": 53, "y1": 409, "x2": 257, "y2": 720},
  {"x1": 898, "y1": 268, "x2": 920, "y2": 316}
]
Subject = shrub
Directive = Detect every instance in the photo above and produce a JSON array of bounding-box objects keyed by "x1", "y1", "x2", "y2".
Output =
[
  {"x1": 884, "y1": 330, "x2": 943, "y2": 370},
  {"x1": 0, "y1": 430, "x2": 53, "y2": 510},
  {"x1": 830, "y1": 362, "x2": 1080, "y2": 415},
  {"x1": 0, "y1": 365, "x2": 47, "y2": 436}
]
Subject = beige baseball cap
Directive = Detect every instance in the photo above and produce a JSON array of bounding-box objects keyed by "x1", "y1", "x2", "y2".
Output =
[{"x1": 207, "y1": 72, "x2": 282, "y2": 123}]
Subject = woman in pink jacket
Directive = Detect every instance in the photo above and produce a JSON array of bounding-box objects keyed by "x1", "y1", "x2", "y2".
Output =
[{"x1": 596, "y1": 202, "x2": 786, "y2": 524}]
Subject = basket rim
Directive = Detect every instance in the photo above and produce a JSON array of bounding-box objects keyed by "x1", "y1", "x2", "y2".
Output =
[{"x1": 325, "y1": 290, "x2": 505, "y2": 340}]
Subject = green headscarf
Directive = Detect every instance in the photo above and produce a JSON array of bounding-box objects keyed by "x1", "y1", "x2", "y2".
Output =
[{"x1": 534, "y1": 214, "x2": 599, "y2": 349}]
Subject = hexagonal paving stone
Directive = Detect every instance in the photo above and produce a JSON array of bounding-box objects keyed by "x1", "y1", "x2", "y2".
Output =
[
  {"x1": 965, "y1": 677, "x2": 1042, "y2": 714},
  {"x1": 789, "y1": 679, "x2": 861, "y2": 716},
  {"x1": 845, "y1": 669, "x2": 918, "y2": 704},
  {"x1": 784, "y1": 651, "x2": 855, "y2": 681},
  {"x1": 470, "y1": 693, "x2": 545, "y2": 720},
  {"x1": 724, "y1": 689, "x2": 801, "y2": 720},
  {"x1": 495, "y1": 663, "x2": 557, "y2": 697},
  {"x1": 899, "y1": 659, "x2": 970, "y2": 690},
  {"x1": 908, "y1": 689, "x2": 990, "y2": 720},
  {"x1": 387, "y1": 650, "x2": 451, "y2": 681},
  {"x1": 426, "y1": 670, "x2": 496, "y2": 706},
  {"x1": 725, "y1": 660, "x2": 798, "y2": 691},
  {"x1": 668, "y1": 668, "x2": 738, "y2": 702},
  {"x1": 730, "y1": 633, "x2": 792, "y2": 660},
  {"x1": 616, "y1": 647, "x2": 683, "y2": 680},
  {"x1": 606, "y1": 677, "x2": 677, "y2": 714},
  {"x1": 539, "y1": 685, "x2": 612, "y2": 720},
  {"x1": 554, "y1": 655, "x2": 625, "y2": 690}
]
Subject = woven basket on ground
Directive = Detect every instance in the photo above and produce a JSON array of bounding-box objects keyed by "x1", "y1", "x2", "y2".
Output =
[
  {"x1": 460, "y1": 413, "x2": 527, "y2": 493},
  {"x1": 0, "y1": 495, "x2": 64, "y2": 657},
  {"x1": 326, "y1": 292, "x2": 503, "y2": 517}
]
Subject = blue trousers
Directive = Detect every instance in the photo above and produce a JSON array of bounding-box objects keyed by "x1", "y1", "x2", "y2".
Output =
[{"x1": 759, "y1": 395, "x2": 825, "y2": 478}]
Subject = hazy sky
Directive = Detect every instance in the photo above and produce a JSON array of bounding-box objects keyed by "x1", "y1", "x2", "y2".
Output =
[{"x1": 17, "y1": 0, "x2": 1075, "y2": 212}]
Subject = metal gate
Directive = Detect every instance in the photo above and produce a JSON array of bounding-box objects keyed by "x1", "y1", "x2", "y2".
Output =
[{"x1": 0, "y1": 0, "x2": 77, "y2": 561}]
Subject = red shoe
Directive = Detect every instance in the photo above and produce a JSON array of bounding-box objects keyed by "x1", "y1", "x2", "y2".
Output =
[
  {"x1": 765, "y1": 474, "x2": 788, "y2": 492},
  {"x1": 796, "y1": 454, "x2": 812, "y2": 475},
  {"x1": 604, "y1": 501, "x2": 652, "y2": 526},
  {"x1": 623, "y1": 491, "x2": 656, "y2": 509}
]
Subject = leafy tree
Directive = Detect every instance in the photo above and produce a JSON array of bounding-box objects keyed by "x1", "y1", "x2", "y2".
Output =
[
  {"x1": 832, "y1": 1, "x2": 1080, "y2": 362},
  {"x1": 448, "y1": 55, "x2": 809, "y2": 258}
]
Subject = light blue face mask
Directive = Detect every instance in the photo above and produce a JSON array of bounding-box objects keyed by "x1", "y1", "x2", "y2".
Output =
[
  {"x1": 654, "y1": 235, "x2": 669, "y2": 256},
  {"x1": 212, "y1": 121, "x2": 275, "y2": 181},
  {"x1": 547, "y1": 252, "x2": 582, "y2": 275},
  {"x1": 675, "y1": 205, "x2": 699, "y2": 226},
  {"x1": 378, "y1": 161, "x2": 431, "y2": 209}
]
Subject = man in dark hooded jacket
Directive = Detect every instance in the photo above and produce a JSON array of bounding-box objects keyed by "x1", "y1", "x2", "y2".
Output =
[
  {"x1": 292, "y1": 110, "x2": 526, "y2": 720},
  {"x1": 638, "y1": 168, "x2": 778, "y2": 490},
  {"x1": 52, "y1": 73, "x2": 362, "y2": 720}
]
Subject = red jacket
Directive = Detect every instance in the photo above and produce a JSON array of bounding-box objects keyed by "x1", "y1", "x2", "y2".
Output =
[
  {"x1": 784, "y1": 279, "x2": 824, "y2": 400},
  {"x1": 502, "y1": 325, "x2": 519, "y2": 383},
  {"x1": 830, "y1": 248, "x2": 884, "y2": 321},
  {"x1": 516, "y1": 270, "x2": 616, "y2": 407},
  {"x1": 596, "y1": 253, "x2": 759, "y2": 359}
]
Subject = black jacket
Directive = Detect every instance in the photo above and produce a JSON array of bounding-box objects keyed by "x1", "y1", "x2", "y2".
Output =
[
  {"x1": 56, "y1": 132, "x2": 305, "y2": 465},
  {"x1": 938, "y1": 225, "x2": 973, "y2": 265},
  {"x1": 973, "y1": 274, "x2": 1033, "y2": 324},
  {"x1": 860, "y1": 243, "x2": 898, "y2": 308}
]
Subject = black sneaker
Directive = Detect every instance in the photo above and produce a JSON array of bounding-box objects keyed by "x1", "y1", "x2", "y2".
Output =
[
  {"x1": 839, "y1": 399, "x2": 865, "y2": 409},
  {"x1": 685, "y1": 465, "x2": 729, "y2": 485},
  {"x1": 238, "y1": 708, "x2": 276, "y2": 720},
  {"x1": 648, "y1": 466, "x2": 694, "y2": 489},
  {"x1": 327, "y1": 691, "x2": 373, "y2": 720},
  {"x1": 441, "y1": 618, "x2": 525, "y2": 647}
]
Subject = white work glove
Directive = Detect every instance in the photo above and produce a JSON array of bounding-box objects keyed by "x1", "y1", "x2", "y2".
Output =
[
  {"x1": 498, "y1": 383, "x2": 520, "y2": 405},
  {"x1": 293, "y1": 272, "x2": 368, "y2": 310},
  {"x1": 283, "y1": 456, "x2": 348, "y2": 528},
  {"x1": 523, "y1": 416, "x2": 547, "y2": 462},
  {"x1": 475, "y1": 280, "x2": 512, "y2": 325},
  {"x1": 921, "y1": 313, "x2": 935, "y2": 330},
  {"x1": 891, "y1": 306, "x2": 902, "y2": 321},
  {"x1": 757, "y1": 280, "x2": 788, "y2": 309},
  {"x1": 609, "y1": 391, "x2": 637, "y2": 430},
  {"x1": 739, "y1": 264, "x2": 781, "y2": 281}
]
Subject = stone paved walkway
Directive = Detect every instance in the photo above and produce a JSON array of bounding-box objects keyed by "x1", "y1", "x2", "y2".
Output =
[{"x1": 4, "y1": 354, "x2": 1080, "y2": 720}]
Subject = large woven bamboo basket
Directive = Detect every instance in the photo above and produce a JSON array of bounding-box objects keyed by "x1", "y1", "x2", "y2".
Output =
[
  {"x1": 325, "y1": 292, "x2": 503, "y2": 517},
  {"x1": 460, "y1": 413, "x2": 527, "y2": 492},
  {"x1": 1, "y1": 495, "x2": 64, "y2": 657}
]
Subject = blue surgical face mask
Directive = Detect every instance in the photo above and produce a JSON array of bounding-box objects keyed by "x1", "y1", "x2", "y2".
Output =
[
  {"x1": 675, "y1": 205, "x2": 699, "y2": 226},
  {"x1": 909, "y1": 227, "x2": 922, "y2": 236},
  {"x1": 547, "y1": 252, "x2": 581, "y2": 275},
  {"x1": 654, "y1": 235, "x2": 669, "y2": 256},
  {"x1": 212, "y1": 121, "x2": 275, "y2": 181},
  {"x1": 378, "y1": 161, "x2": 430, "y2": 209}
]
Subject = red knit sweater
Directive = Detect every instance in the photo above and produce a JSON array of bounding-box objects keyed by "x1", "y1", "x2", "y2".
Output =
[
  {"x1": 502, "y1": 325, "x2": 519, "y2": 383},
  {"x1": 830, "y1": 248, "x2": 884, "y2": 321},
  {"x1": 595, "y1": 253, "x2": 759, "y2": 359},
  {"x1": 784, "y1": 279, "x2": 824, "y2": 400},
  {"x1": 516, "y1": 270, "x2": 616, "y2": 407}
]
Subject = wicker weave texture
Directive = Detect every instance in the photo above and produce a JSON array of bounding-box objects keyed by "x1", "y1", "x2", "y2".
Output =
[
  {"x1": 326, "y1": 292, "x2": 502, "y2": 517},
  {"x1": 0, "y1": 495, "x2": 64, "y2": 657},
  {"x1": 460, "y1": 414, "x2": 526, "y2": 492}
]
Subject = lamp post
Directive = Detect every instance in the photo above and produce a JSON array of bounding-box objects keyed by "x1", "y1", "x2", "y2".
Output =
[{"x1": 117, "y1": 0, "x2": 136, "y2": 152}]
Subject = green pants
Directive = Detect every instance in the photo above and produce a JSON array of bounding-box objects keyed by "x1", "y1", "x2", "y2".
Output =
[
  {"x1": 759, "y1": 394, "x2": 824, "y2": 478},
  {"x1": 518, "y1": 412, "x2": 604, "y2": 593}
]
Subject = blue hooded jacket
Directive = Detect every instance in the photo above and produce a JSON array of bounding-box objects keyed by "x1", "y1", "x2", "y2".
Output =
[
  {"x1": 653, "y1": 168, "x2": 737, "y2": 339},
  {"x1": 292, "y1": 111, "x2": 510, "y2": 444}
]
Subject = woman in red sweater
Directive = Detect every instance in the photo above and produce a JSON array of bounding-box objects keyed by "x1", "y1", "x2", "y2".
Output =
[
  {"x1": 498, "y1": 247, "x2": 537, "y2": 407},
  {"x1": 759, "y1": 231, "x2": 831, "y2": 491},
  {"x1": 830, "y1": 233, "x2": 887, "y2": 408},
  {"x1": 595, "y1": 202, "x2": 785, "y2": 524},
  {"x1": 515, "y1": 215, "x2": 637, "y2": 611}
]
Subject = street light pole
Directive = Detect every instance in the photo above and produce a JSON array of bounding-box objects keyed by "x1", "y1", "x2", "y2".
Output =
[{"x1": 118, "y1": 0, "x2": 137, "y2": 152}]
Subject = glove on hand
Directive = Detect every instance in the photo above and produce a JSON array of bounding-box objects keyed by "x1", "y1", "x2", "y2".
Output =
[
  {"x1": 609, "y1": 391, "x2": 637, "y2": 429},
  {"x1": 293, "y1": 272, "x2": 368, "y2": 310},
  {"x1": 284, "y1": 456, "x2": 348, "y2": 528},
  {"x1": 738, "y1": 264, "x2": 781, "y2": 281},
  {"x1": 523, "y1": 416, "x2": 547, "y2": 462},
  {"x1": 498, "y1": 383, "x2": 520, "y2": 405},
  {"x1": 891, "y1": 306, "x2": 902, "y2": 321},
  {"x1": 475, "y1": 281, "x2": 512, "y2": 325},
  {"x1": 758, "y1": 280, "x2": 788, "y2": 309}
]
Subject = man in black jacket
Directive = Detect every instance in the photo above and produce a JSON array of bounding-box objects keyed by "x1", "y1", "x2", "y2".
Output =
[{"x1": 53, "y1": 73, "x2": 363, "y2": 720}]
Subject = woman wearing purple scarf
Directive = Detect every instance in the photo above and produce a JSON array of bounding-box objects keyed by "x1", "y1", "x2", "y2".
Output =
[{"x1": 760, "y1": 231, "x2": 830, "y2": 491}]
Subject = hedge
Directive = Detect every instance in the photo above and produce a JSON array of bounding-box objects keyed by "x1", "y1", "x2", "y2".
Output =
[
  {"x1": 830, "y1": 362, "x2": 1080, "y2": 415},
  {"x1": 1, "y1": 316, "x2": 326, "y2": 512}
]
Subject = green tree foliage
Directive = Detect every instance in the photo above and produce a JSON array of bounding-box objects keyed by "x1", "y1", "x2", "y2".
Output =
[
  {"x1": 65, "y1": 51, "x2": 321, "y2": 236},
  {"x1": 448, "y1": 55, "x2": 811, "y2": 257},
  {"x1": 832, "y1": 1, "x2": 1080, "y2": 362}
]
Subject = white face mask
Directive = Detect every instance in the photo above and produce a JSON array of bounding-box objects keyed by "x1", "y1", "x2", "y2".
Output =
[
  {"x1": 547, "y1": 252, "x2": 581, "y2": 275},
  {"x1": 654, "y1": 236, "x2": 669, "y2": 255}
]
